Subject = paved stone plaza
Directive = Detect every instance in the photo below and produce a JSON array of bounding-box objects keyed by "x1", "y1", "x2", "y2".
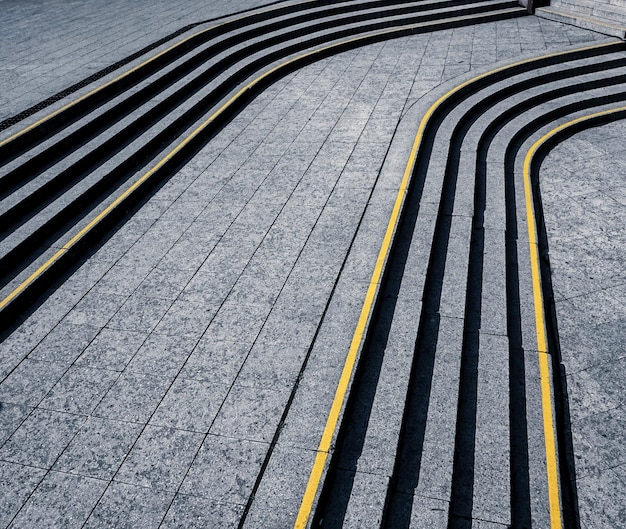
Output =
[{"x1": 0, "y1": 1, "x2": 624, "y2": 528}]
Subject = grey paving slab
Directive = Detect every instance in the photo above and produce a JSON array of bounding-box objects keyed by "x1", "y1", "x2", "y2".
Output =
[
  {"x1": 0, "y1": 0, "x2": 273, "y2": 125},
  {"x1": 152, "y1": 300, "x2": 215, "y2": 340},
  {"x1": 242, "y1": 443, "x2": 317, "y2": 528},
  {"x1": 75, "y1": 328, "x2": 147, "y2": 372},
  {"x1": 0, "y1": 407, "x2": 85, "y2": 469},
  {"x1": 480, "y1": 228, "x2": 508, "y2": 336},
  {"x1": 342, "y1": 472, "x2": 389, "y2": 529},
  {"x1": 414, "y1": 317, "x2": 464, "y2": 502},
  {"x1": 439, "y1": 215, "x2": 473, "y2": 320},
  {"x1": 571, "y1": 407, "x2": 626, "y2": 478},
  {"x1": 577, "y1": 467, "x2": 626, "y2": 529},
  {"x1": 179, "y1": 338, "x2": 248, "y2": 385},
  {"x1": 409, "y1": 495, "x2": 450, "y2": 528},
  {"x1": 566, "y1": 354, "x2": 626, "y2": 420},
  {"x1": 27, "y1": 320, "x2": 100, "y2": 366},
  {"x1": 84, "y1": 481, "x2": 174, "y2": 529},
  {"x1": 179, "y1": 434, "x2": 267, "y2": 503},
  {"x1": 115, "y1": 424, "x2": 204, "y2": 491},
  {"x1": 160, "y1": 493, "x2": 244, "y2": 529},
  {"x1": 106, "y1": 293, "x2": 172, "y2": 334},
  {"x1": 7, "y1": 471, "x2": 107, "y2": 529},
  {"x1": 93, "y1": 371, "x2": 173, "y2": 424},
  {"x1": 210, "y1": 383, "x2": 292, "y2": 443},
  {"x1": 52, "y1": 416, "x2": 142, "y2": 480},
  {"x1": 0, "y1": 461, "x2": 45, "y2": 528},
  {"x1": 122, "y1": 333, "x2": 195, "y2": 379},
  {"x1": 472, "y1": 334, "x2": 511, "y2": 525},
  {"x1": 149, "y1": 377, "x2": 229, "y2": 433},
  {"x1": 64, "y1": 292, "x2": 128, "y2": 329},
  {"x1": 201, "y1": 300, "x2": 269, "y2": 345},
  {"x1": 0, "y1": 402, "x2": 31, "y2": 446},
  {"x1": 0, "y1": 359, "x2": 67, "y2": 407},
  {"x1": 39, "y1": 366, "x2": 119, "y2": 415},
  {"x1": 236, "y1": 342, "x2": 308, "y2": 387}
]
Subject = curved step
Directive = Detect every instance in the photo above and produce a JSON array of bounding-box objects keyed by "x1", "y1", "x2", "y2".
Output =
[
  {"x1": 0, "y1": 0, "x2": 526, "y2": 333},
  {"x1": 306, "y1": 39, "x2": 626, "y2": 528}
]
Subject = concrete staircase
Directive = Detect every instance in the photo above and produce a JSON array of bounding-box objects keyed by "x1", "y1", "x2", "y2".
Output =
[{"x1": 536, "y1": 0, "x2": 626, "y2": 39}]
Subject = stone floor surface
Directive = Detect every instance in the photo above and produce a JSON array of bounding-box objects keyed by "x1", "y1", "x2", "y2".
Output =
[{"x1": 0, "y1": 0, "x2": 623, "y2": 528}]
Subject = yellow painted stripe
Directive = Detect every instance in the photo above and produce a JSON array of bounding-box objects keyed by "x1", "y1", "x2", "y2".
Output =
[
  {"x1": 293, "y1": 40, "x2": 620, "y2": 529},
  {"x1": 523, "y1": 104, "x2": 626, "y2": 529},
  {"x1": 0, "y1": 0, "x2": 319, "y2": 149}
]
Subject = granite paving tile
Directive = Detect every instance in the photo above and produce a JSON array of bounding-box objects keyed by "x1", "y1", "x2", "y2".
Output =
[
  {"x1": 577, "y1": 467, "x2": 626, "y2": 529},
  {"x1": 160, "y1": 494, "x2": 244, "y2": 529},
  {"x1": 0, "y1": 461, "x2": 46, "y2": 528},
  {"x1": 124, "y1": 332, "x2": 197, "y2": 379},
  {"x1": 1, "y1": 3, "x2": 623, "y2": 527},
  {"x1": 152, "y1": 299, "x2": 216, "y2": 339},
  {"x1": 134, "y1": 265, "x2": 196, "y2": 301},
  {"x1": 38, "y1": 366, "x2": 119, "y2": 415},
  {"x1": 28, "y1": 321, "x2": 100, "y2": 366},
  {"x1": 566, "y1": 357, "x2": 626, "y2": 422},
  {"x1": 0, "y1": 408, "x2": 85, "y2": 469},
  {"x1": 115, "y1": 425, "x2": 204, "y2": 491},
  {"x1": 0, "y1": 401, "x2": 32, "y2": 446},
  {"x1": 571, "y1": 407, "x2": 626, "y2": 479},
  {"x1": 255, "y1": 305, "x2": 323, "y2": 349},
  {"x1": 179, "y1": 339, "x2": 250, "y2": 385},
  {"x1": 75, "y1": 328, "x2": 147, "y2": 372},
  {"x1": 91, "y1": 263, "x2": 151, "y2": 297},
  {"x1": 178, "y1": 269, "x2": 238, "y2": 307},
  {"x1": 106, "y1": 293, "x2": 172, "y2": 334},
  {"x1": 84, "y1": 481, "x2": 173, "y2": 529},
  {"x1": 201, "y1": 300, "x2": 269, "y2": 345},
  {"x1": 64, "y1": 292, "x2": 128, "y2": 328},
  {"x1": 236, "y1": 342, "x2": 308, "y2": 388},
  {"x1": 560, "y1": 290, "x2": 626, "y2": 327},
  {"x1": 159, "y1": 196, "x2": 207, "y2": 224},
  {"x1": 210, "y1": 383, "x2": 292, "y2": 443},
  {"x1": 241, "y1": 443, "x2": 317, "y2": 529},
  {"x1": 7, "y1": 471, "x2": 107, "y2": 529},
  {"x1": 0, "y1": 359, "x2": 67, "y2": 407},
  {"x1": 156, "y1": 230, "x2": 222, "y2": 273},
  {"x1": 179, "y1": 434, "x2": 267, "y2": 503},
  {"x1": 149, "y1": 378, "x2": 230, "y2": 433},
  {"x1": 53, "y1": 417, "x2": 142, "y2": 480},
  {"x1": 130, "y1": 224, "x2": 190, "y2": 265},
  {"x1": 59, "y1": 258, "x2": 116, "y2": 298},
  {"x1": 226, "y1": 266, "x2": 287, "y2": 310},
  {"x1": 341, "y1": 471, "x2": 389, "y2": 529},
  {"x1": 93, "y1": 372, "x2": 173, "y2": 424},
  {"x1": 0, "y1": 326, "x2": 48, "y2": 378}
]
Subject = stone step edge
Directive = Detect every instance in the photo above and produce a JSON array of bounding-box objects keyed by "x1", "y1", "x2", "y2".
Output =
[
  {"x1": 535, "y1": 6, "x2": 626, "y2": 40},
  {"x1": 551, "y1": 0, "x2": 626, "y2": 22}
]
